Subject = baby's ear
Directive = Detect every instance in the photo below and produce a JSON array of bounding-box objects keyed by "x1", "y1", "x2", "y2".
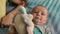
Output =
[{"x1": 27, "y1": 14, "x2": 33, "y2": 20}]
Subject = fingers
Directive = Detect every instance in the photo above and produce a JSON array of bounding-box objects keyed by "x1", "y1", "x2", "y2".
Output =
[
  {"x1": 1, "y1": 22, "x2": 14, "y2": 27},
  {"x1": 1, "y1": 14, "x2": 14, "y2": 26}
]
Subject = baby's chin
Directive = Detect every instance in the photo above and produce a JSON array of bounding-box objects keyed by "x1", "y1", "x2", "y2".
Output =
[
  {"x1": 41, "y1": 20, "x2": 47, "y2": 24},
  {"x1": 35, "y1": 22, "x2": 45, "y2": 25},
  {"x1": 35, "y1": 21, "x2": 47, "y2": 25},
  {"x1": 33, "y1": 19, "x2": 47, "y2": 25}
]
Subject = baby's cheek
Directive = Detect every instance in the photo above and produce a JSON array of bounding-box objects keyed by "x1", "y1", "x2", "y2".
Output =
[
  {"x1": 41, "y1": 16, "x2": 47, "y2": 23},
  {"x1": 33, "y1": 16, "x2": 36, "y2": 19}
]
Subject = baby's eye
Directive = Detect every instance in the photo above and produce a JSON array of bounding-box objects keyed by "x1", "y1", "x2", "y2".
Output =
[
  {"x1": 34, "y1": 12, "x2": 38, "y2": 13},
  {"x1": 41, "y1": 13, "x2": 45, "y2": 15}
]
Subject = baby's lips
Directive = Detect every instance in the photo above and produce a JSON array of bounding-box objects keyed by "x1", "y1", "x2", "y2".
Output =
[{"x1": 35, "y1": 16, "x2": 41, "y2": 19}]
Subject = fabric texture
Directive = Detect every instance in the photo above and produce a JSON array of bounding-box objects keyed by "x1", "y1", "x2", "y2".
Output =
[
  {"x1": 33, "y1": 26, "x2": 42, "y2": 34},
  {"x1": 0, "y1": 0, "x2": 6, "y2": 21},
  {"x1": 0, "y1": 0, "x2": 8, "y2": 34}
]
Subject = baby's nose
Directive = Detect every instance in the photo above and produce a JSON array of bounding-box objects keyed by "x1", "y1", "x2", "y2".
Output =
[{"x1": 37, "y1": 12, "x2": 41, "y2": 16}]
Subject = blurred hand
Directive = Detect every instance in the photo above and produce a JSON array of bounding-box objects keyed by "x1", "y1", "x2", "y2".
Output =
[{"x1": 1, "y1": 13, "x2": 14, "y2": 26}]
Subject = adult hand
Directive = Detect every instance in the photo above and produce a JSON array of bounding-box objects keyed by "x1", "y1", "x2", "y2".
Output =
[{"x1": 1, "y1": 13, "x2": 14, "y2": 26}]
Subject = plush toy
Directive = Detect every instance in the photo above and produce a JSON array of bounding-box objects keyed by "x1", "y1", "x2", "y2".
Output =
[{"x1": 15, "y1": 6, "x2": 34, "y2": 34}]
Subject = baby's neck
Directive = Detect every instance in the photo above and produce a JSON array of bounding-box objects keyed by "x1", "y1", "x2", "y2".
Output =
[{"x1": 35, "y1": 23, "x2": 46, "y2": 26}]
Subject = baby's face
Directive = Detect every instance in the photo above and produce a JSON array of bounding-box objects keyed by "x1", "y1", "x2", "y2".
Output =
[{"x1": 32, "y1": 6, "x2": 48, "y2": 25}]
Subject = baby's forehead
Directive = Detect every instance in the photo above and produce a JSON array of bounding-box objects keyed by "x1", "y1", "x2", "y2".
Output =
[
  {"x1": 34, "y1": 6, "x2": 47, "y2": 10},
  {"x1": 32, "y1": 6, "x2": 48, "y2": 13}
]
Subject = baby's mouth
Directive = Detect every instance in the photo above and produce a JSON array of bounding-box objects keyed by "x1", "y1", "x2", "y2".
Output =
[
  {"x1": 35, "y1": 19, "x2": 41, "y2": 22},
  {"x1": 35, "y1": 17, "x2": 41, "y2": 21},
  {"x1": 35, "y1": 16, "x2": 41, "y2": 19}
]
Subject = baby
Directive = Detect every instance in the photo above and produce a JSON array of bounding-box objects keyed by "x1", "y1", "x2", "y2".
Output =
[
  {"x1": 22, "y1": 5, "x2": 51, "y2": 34},
  {"x1": 32, "y1": 5, "x2": 51, "y2": 34}
]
